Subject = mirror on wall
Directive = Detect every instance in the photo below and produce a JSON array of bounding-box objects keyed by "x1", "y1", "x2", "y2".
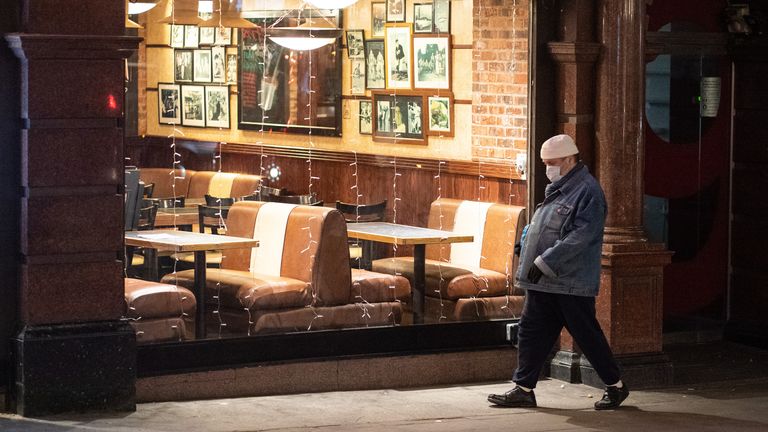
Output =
[{"x1": 238, "y1": 9, "x2": 342, "y2": 136}]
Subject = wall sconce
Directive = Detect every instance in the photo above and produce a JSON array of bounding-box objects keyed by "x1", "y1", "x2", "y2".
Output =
[
  {"x1": 267, "y1": 163, "x2": 282, "y2": 183},
  {"x1": 515, "y1": 152, "x2": 527, "y2": 180}
]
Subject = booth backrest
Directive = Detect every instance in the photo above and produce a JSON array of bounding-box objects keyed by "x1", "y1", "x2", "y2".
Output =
[
  {"x1": 425, "y1": 198, "x2": 526, "y2": 275},
  {"x1": 138, "y1": 168, "x2": 195, "y2": 199},
  {"x1": 139, "y1": 168, "x2": 262, "y2": 199},
  {"x1": 221, "y1": 201, "x2": 352, "y2": 306}
]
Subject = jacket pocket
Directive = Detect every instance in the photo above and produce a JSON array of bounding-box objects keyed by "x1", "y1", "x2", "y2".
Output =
[{"x1": 545, "y1": 204, "x2": 572, "y2": 231}]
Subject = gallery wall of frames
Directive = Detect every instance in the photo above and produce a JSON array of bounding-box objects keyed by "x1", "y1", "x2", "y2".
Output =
[{"x1": 141, "y1": 0, "x2": 473, "y2": 161}]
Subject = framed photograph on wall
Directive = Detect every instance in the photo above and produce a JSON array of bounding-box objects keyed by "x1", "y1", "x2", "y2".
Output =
[
  {"x1": 427, "y1": 94, "x2": 454, "y2": 136},
  {"x1": 359, "y1": 100, "x2": 373, "y2": 135},
  {"x1": 433, "y1": 0, "x2": 451, "y2": 33},
  {"x1": 205, "y1": 85, "x2": 230, "y2": 128},
  {"x1": 174, "y1": 49, "x2": 193, "y2": 82},
  {"x1": 351, "y1": 58, "x2": 366, "y2": 95},
  {"x1": 386, "y1": 0, "x2": 406, "y2": 23},
  {"x1": 181, "y1": 85, "x2": 205, "y2": 127},
  {"x1": 413, "y1": 34, "x2": 451, "y2": 90},
  {"x1": 372, "y1": 91, "x2": 426, "y2": 145},
  {"x1": 193, "y1": 49, "x2": 212, "y2": 82},
  {"x1": 346, "y1": 29, "x2": 365, "y2": 59},
  {"x1": 384, "y1": 23, "x2": 413, "y2": 89},
  {"x1": 157, "y1": 83, "x2": 181, "y2": 125},
  {"x1": 365, "y1": 39, "x2": 385, "y2": 89},
  {"x1": 413, "y1": 3, "x2": 434, "y2": 33},
  {"x1": 226, "y1": 53, "x2": 238, "y2": 84},
  {"x1": 371, "y1": 2, "x2": 386, "y2": 37},
  {"x1": 215, "y1": 27, "x2": 233, "y2": 45},
  {"x1": 199, "y1": 27, "x2": 215, "y2": 45},
  {"x1": 184, "y1": 25, "x2": 199, "y2": 48},
  {"x1": 211, "y1": 46, "x2": 226, "y2": 83},
  {"x1": 170, "y1": 24, "x2": 185, "y2": 48}
]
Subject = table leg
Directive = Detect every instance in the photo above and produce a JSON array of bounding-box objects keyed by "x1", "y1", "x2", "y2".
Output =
[
  {"x1": 193, "y1": 250, "x2": 207, "y2": 339},
  {"x1": 413, "y1": 244, "x2": 426, "y2": 324}
]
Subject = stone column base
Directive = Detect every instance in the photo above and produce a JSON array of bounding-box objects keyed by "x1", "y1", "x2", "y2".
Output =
[
  {"x1": 548, "y1": 350, "x2": 673, "y2": 389},
  {"x1": 11, "y1": 321, "x2": 136, "y2": 416}
]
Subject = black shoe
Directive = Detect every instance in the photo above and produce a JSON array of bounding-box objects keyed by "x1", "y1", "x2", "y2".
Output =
[
  {"x1": 594, "y1": 384, "x2": 629, "y2": 410},
  {"x1": 487, "y1": 386, "x2": 537, "y2": 408}
]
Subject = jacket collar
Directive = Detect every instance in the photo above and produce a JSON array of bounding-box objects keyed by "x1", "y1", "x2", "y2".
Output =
[{"x1": 545, "y1": 163, "x2": 587, "y2": 198}]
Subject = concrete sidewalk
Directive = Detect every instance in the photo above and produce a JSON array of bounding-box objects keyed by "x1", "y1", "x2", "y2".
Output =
[{"x1": 2, "y1": 376, "x2": 767, "y2": 431}]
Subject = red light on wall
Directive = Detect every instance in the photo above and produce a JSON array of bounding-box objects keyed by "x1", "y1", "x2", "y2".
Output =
[{"x1": 107, "y1": 94, "x2": 118, "y2": 111}]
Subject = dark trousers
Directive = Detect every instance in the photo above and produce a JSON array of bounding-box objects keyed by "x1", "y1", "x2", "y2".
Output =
[{"x1": 512, "y1": 289, "x2": 621, "y2": 389}]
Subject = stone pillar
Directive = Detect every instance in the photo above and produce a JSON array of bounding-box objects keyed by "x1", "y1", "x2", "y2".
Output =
[
  {"x1": 588, "y1": 0, "x2": 673, "y2": 388},
  {"x1": 6, "y1": 0, "x2": 140, "y2": 416}
]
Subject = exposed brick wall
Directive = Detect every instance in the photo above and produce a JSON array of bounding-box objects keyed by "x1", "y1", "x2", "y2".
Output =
[{"x1": 472, "y1": 0, "x2": 529, "y2": 161}]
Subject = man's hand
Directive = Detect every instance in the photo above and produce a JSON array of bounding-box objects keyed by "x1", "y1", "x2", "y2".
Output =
[{"x1": 527, "y1": 263, "x2": 543, "y2": 284}]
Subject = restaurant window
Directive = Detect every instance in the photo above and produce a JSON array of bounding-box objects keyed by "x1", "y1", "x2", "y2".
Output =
[{"x1": 123, "y1": 0, "x2": 530, "y2": 367}]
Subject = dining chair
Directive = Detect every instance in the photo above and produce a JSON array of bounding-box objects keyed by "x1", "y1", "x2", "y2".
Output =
[
  {"x1": 171, "y1": 205, "x2": 231, "y2": 268},
  {"x1": 204, "y1": 194, "x2": 236, "y2": 207},
  {"x1": 142, "y1": 182, "x2": 155, "y2": 198},
  {"x1": 270, "y1": 193, "x2": 324, "y2": 206},
  {"x1": 144, "y1": 196, "x2": 186, "y2": 209},
  {"x1": 126, "y1": 203, "x2": 159, "y2": 280},
  {"x1": 335, "y1": 199, "x2": 388, "y2": 269}
]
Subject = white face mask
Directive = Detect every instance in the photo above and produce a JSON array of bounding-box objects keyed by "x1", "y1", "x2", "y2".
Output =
[{"x1": 546, "y1": 165, "x2": 562, "y2": 183}]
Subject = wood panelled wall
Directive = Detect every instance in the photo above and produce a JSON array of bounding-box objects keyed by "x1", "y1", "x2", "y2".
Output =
[{"x1": 127, "y1": 137, "x2": 527, "y2": 231}]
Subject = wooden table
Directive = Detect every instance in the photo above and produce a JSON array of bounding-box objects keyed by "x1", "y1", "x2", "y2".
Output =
[
  {"x1": 346, "y1": 222, "x2": 473, "y2": 324},
  {"x1": 125, "y1": 229, "x2": 258, "y2": 339}
]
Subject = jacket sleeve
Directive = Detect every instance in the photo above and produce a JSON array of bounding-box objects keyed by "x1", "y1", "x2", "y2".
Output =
[{"x1": 537, "y1": 194, "x2": 605, "y2": 277}]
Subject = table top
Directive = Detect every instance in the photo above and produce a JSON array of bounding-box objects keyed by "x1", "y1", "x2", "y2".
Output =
[
  {"x1": 125, "y1": 229, "x2": 257, "y2": 252},
  {"x1": 346, "y1": 222, "x2": 474, "y2": 245}
]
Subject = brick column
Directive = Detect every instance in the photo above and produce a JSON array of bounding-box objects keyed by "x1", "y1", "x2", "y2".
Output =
[{"x1": 6, "y1": 0, "x2": 140, "y2": 416}]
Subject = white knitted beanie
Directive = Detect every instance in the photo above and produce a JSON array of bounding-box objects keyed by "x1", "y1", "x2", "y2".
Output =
[{"x1": 540, "y1": 134, "x2": 579, "y2": 159}]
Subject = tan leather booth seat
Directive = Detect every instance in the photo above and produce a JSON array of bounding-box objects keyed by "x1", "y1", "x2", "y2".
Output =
[
  {"x1": 124, "y1": 278, "x2": 196, "y2": 343},
  {"x1": 139, "y1": 168, "x2": 262, "y2": 199},
  {"x1": 372, "y1": 198, "x2": 526, "y2": 322},
  {"x1": 162, "y1": 201, "x2": 410, "y2": 334}
]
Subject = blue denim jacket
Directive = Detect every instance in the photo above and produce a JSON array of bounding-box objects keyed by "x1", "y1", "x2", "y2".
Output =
[{"x1": 515, "y1": 163, "x2": 606, "y2": 297}]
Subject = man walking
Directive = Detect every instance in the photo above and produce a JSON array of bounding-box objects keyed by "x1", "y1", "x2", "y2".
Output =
[{"x1": 488, "y1": 134, "x2": 629, "y2": 410}]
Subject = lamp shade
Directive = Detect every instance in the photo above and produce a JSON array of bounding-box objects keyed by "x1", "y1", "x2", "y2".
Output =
[
  {"x1": 267, "y1": 17, "x2": 341, "y2": 51},
  {"x1": 127, "y1": 1, "x2": 158, "y2": 15},
  {"x1": 305, "y1": 0, "x2": 359, "y2": 9}
]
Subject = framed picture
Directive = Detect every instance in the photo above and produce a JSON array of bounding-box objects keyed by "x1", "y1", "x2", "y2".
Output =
[
  {"x1": 181, "y1": 85, "x2": 205, "y2": 127},
  {"x1": 386, "y1": 0, "x2": 406, "y2": 23},
  {"x1": 211, "y1": 46, "x2": 226, "y2": 83},
  {"x1": 384, "y1": 23, "x2": 413, "y2": 89},
  {"x1": 413, "y1": 34, "x2": 451, "y2": 90},
  {"x1": 372, "y1": 91, "x2": 426, "y2": 145},
  {"x1": 371, "y1": 2, "x2": 386, "y2": 37},
  {"x1": 346, "y1": 29, "x2": 365, "y2": 59},
  {"x1": 205, "y1": 85, "x2": 230, "y2": 128},
  {"x1": 433, "y1": 0, "x2": 451, "y2": 33},
  {"x1": 215, "y1": 27, "x2": 233, "y2": 45},
  {"x1": 199, "y1": 27, "x2": 215, "y2": 45},
  {"x1": 184, "y1": 25, "x2": 199, "y2": 48},
  {"x1": 427, "y1": 94, "x2": 454, "y2": 136},
  {"x1": 193, "y1": 49, "x2": 212, "y2": 82},
  {"x1": 359, "y1": 100, "x2": 373, "y2": 134},
  {"x1": 350, "y1": 58, "x2": 366, "y2": 95},
  {"x1": 364, "y1": 39, "x2": 385, "y2": 89},
  {"x1": 170, "y1": 24, "x2": 185, "y2": 48},
  {"x1": 413, "y1": 3, "x2": 434, "y2": 33},
  {"x1": 226, "y1": 53, "x2": 238, "y2": 84},
  {"x1": 157, "y1": 83, "x2": 181, "y2": 125},
  {"x1": 174, "y1": 49, "x2": 193, "y2": 82}
]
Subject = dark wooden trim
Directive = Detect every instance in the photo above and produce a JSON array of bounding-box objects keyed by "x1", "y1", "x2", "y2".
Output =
[
  {"x1": 129, "y1": 136, "x2": 524, "y2": 180},
  {"x1": 137, "y1": 320, "x2": 516, "y2": 377},
  {"x1": 454, "y1": 44, "x2": 472, "y2": 49},
  {"x1": 646, "y1": 31, "x2": 729, "y2": 56}
]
